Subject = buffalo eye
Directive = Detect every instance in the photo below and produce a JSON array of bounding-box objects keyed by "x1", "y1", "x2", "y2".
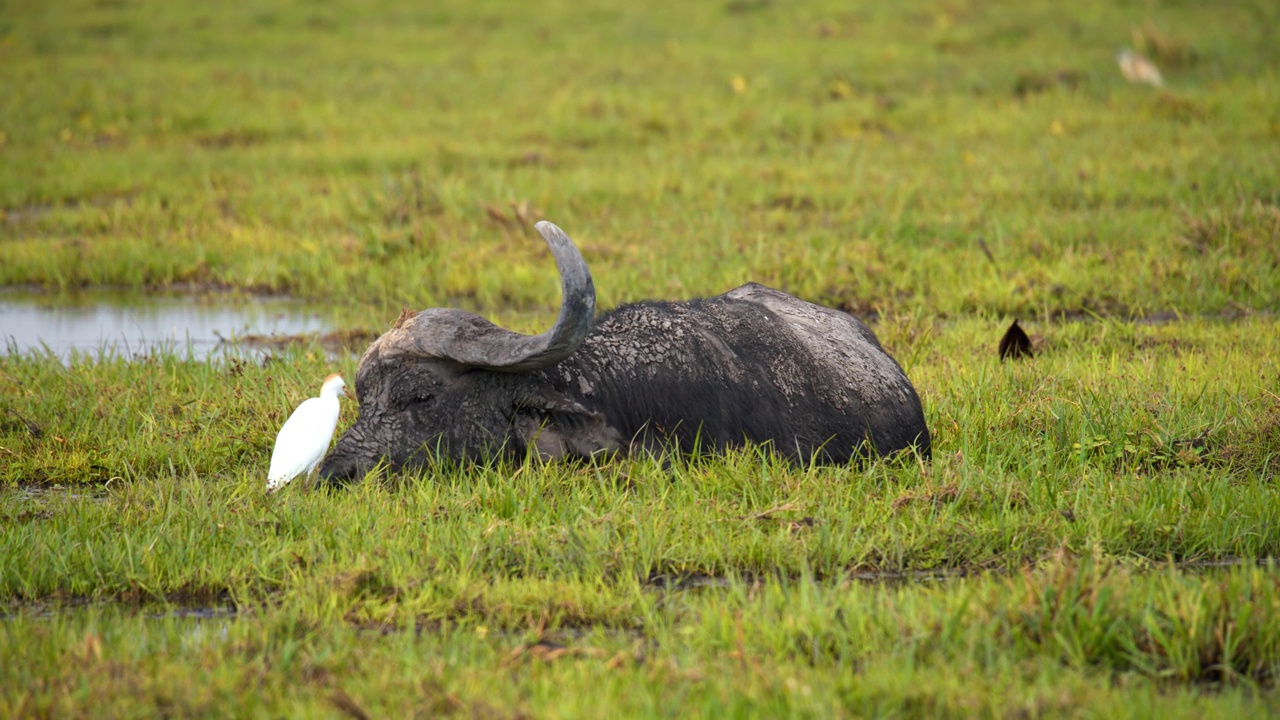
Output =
[
  {"x1": 395, "y1": 389, "x2": 433, "y2": 407},
  {"x1": 390, "y1": 376, "x2": 440, "y2": 409}
]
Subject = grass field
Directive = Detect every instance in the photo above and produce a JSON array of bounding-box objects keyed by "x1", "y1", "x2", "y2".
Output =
[{"x1": 3, "y1": 0, "x2": 1280, "y2": 716}]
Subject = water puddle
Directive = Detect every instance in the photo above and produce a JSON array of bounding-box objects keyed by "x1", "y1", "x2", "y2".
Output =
[
  {"x1": 1, "y1": 602, "x2": 239, "y2": 654},
  {"x1": 0, "y1": 289, "x2": 337, "y2": 360},
  {"x1": 3, "y1": 600, "x2": 236, "y2": 621},
  {"x1": 645, "y1": 557, "x2": 1280, "y2": 591},
  {"x1": 9, "y1": 484, "x2": 111, "y2": 503}
]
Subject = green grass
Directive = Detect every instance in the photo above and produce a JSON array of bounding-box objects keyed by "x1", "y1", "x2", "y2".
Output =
[
  {"x1": 3, "y1": 0, "x2": 1280, "y2": 716},
  {"x1": 5, "y1": 562, "x2": 1280, "y2": 717},
  {"x1": 2, "y1": 0, "x2": 1278, "y2": 317}
]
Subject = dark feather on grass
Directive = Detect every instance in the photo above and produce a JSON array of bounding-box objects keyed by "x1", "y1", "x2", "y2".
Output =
[{"x1": 999, "y1": 320, "x2": 1033, "y2": 361}]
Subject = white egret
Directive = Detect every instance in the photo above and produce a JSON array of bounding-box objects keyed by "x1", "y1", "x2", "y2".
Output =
[
  {"x1": 266, "y1": 373, "x2": 349, "y2": 493},
  {"x1": 1116, "y1": 49, "x2": 1164, "y2": 87}
]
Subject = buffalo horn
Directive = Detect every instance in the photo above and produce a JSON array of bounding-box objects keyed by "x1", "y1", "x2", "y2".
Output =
[{"x1": 375, "y1": 221, "x2": 596, "y2": 371}]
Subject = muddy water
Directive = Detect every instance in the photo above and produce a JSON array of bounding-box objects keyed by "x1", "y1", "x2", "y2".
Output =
[{"x1": 0, "y1": 289, "x2": 334, "y2": 359}]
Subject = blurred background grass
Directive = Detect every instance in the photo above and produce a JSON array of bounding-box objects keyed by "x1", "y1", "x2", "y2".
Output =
[{"x1": 2, "y1": 0, "x2": 1277, "y2": 323}]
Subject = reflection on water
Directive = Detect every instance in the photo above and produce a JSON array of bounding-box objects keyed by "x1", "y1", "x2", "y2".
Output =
[
  {"x1": 0, "y1": 602, "x2": 239, "y2": 655},
  {"x1": 0, "y1": 289, "x2": 332, "y2": 359},
  {"x1": 12, "y1": 485, "x2": 110, "y2": 503}
]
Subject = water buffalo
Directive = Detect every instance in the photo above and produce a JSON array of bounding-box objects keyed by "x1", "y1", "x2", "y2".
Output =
[{"x1": 318, "y1": 221, "x2": 929, "y2": 482}]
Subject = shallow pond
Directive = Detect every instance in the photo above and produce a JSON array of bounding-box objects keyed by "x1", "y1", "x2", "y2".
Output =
[{"x1": 0, "y1": 289, "x2": 335, "y2": 360}]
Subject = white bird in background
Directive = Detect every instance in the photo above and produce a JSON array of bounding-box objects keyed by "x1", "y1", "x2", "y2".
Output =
[
  {"x1": 1116, "y1": 49, "x2": 1164, "y2": 87},
  {"x1": 267, "y1": 373, "x2": 349, "y2": 493}
]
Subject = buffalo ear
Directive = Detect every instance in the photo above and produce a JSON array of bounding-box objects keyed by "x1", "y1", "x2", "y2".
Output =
[{"x1": 513, "y1": 390, "x2": 623, "y2": 461}]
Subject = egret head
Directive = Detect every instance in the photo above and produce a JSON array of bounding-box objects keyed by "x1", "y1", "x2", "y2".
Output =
[{"x1": 322, "y1": 373, "x2": 349, "y2": 399}]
